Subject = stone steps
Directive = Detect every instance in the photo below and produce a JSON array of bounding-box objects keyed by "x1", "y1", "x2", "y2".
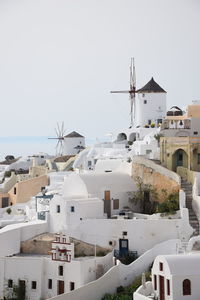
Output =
[{"x1": 181, "y1": 180, "x2": 199, "y2": 236}]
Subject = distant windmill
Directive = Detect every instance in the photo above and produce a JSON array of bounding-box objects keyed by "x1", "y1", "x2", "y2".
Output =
[
  {"x1": 111, "y1": 57, "x2": 138, "y2": 128},
  {"x1": 48, "y1": 122, "x2": 65, "y2": 156}
]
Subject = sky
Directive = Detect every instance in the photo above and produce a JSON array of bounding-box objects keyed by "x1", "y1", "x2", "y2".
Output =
[{"x1": 0, "y1": 0, "x2": 200, "y2": 141}]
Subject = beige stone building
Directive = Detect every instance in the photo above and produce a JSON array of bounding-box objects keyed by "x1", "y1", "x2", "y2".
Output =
[{"x1": 160, "y1": 102, "x2": 200, "y2": 172}]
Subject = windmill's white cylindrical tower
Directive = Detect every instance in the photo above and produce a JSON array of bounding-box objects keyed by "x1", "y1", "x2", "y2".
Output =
[
  {"x1": 63, "y1": 131, "x2": 85, "y2": 155},
  {"x1": 135, "y1": 77, "x2": 167, "y2": 128}
]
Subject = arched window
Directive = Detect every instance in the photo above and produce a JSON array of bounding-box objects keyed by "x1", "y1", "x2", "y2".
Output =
[{"x1": 183, "y1": 279, "x2": 191, "y2": 295}]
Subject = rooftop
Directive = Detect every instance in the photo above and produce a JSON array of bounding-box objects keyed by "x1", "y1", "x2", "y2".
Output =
[
  {"x1": 64, "y1": 131, "x2": 84, "y2": 138},
  {"x1": 137, "y1": 77, "x2": 166, "y2": 93}
]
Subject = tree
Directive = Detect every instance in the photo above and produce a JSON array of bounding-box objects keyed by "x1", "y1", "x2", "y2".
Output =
[{"x1": 128, "y1": 176, "x2": 158, "y2": 214}]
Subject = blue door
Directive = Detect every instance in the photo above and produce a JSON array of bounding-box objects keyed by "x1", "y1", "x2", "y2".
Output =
[{"x1": 119, "y1": 239, "x2": 129, "y2": 256}]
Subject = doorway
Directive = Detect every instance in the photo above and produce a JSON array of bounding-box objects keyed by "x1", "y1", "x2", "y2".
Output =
[
  {"x1": 58, "y1": 280, "x2": 64, "y2": 295},
  {"x1": 159, "y1": 276, "x2": 165, "y2": 300},
  {"x1": 18, "y1": 280, "x2": 26, "y2": 300},
  {"x1": 104, "y1": 190, "x2": 111, "y2": 218},
  {"x1": 119, "y1": 238, "x2": 129, "y2": 257}
]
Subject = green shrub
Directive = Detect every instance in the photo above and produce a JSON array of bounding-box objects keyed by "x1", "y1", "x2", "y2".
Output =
[
  {"x1": 157, "y1": 192, "x2": 179, "y2": 214},
  {"x1": 6, "y1": 208, "x2": 12, "y2": 215}
]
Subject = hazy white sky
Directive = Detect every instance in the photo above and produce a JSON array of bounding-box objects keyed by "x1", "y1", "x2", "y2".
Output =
[{"x1": 0, "y1": 0, "x2": 199, "y2": 139}]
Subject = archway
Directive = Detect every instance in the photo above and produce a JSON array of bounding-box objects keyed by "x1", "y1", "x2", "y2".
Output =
[
  {"x1": 117, "y1": 133, "x2": 127, "y2": 142},
  {"x1": 129, "y1": 132, "x2": 136, "y2": 143},
  {"x1": 172, "y1": 149, "x2": 188, "y2": 171}
]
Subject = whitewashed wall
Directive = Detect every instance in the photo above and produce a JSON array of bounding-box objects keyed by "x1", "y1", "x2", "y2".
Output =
[
  {"x1": 48, "y1": 239, "x2": 179, "y2": 300},
  {"x1": 0, "y1": 220, "x2": 48, "y2": 256}
]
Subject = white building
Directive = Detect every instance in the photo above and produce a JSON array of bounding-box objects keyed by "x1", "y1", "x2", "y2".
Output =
[
  {"x1": 63, "y1": 131, "x2": 85, "y2": 156},
  {"x1": 134, "y1": 253, "x2": 200, "y2": 300},
  {"x1": 0, "y1": 233, "x2": 114, "y2": 300},
  {"x1": 135, "y1": 77, "x2": 167, "y2": 128}
]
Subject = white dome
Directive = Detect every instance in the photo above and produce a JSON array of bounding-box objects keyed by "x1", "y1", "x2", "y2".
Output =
[{"x1": 62, "y1": 173, "x2": 88, "y2": 199}]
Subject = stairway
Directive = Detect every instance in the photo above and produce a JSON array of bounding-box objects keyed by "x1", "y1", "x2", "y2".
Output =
[{"x1": 181, "y1": 180, "x2": 199, "y2": 236}]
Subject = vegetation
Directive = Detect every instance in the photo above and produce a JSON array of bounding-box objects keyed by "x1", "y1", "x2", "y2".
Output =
[
  {"x1": 4, "y1": 171, "x2": 12, "y2": 178},
  {"x1": 156, "y1": 191, "x2": 179, "y2": 215},
  {"x1": 154, "y1": 133, "x2": 164, "y2": 143},
  {"x1": 128, "y1": 176, "x2": 158, "y2": 214},
  {"x1": 101, "y1": 272, "x2": 151, "y2": 300},
  {"x1": 6, "y1": 208, "x2": 12, "y2": 215},
  {"x1": 4, "y1": 283, "x2": 25, "y2": 300}
]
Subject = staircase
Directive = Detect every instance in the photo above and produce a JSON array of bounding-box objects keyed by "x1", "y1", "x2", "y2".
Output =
[{"x1": 181, "y1": 180, "x2": 199, "y2": 236}]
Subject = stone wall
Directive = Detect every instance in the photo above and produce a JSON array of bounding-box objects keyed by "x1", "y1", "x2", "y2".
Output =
[{"x1": 132, "y1": 157, "x2": 180, "y2": 201}]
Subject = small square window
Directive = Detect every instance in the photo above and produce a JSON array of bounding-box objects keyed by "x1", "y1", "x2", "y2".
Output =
[
  {"x1": 70, "y1": 206, "x2": 75, "y2": 212},
  {"x1": 113, "y1": 199, "x2": 119, "y2": 210},
  {"x1": 159, "y1": 262, "x2": 163, "y2": 271},
  {"x1": 194, "y1": 131, "x2": 198, "y2": 135},
  {"x1": 57, "y1": 205, "x2": 60, "y2": 213},
  {"x1": 70, "y1": 282, "x2": 75, "y2": 291},
  {"x1": 122, "y1": 231, "x2": 127, "y2": 236},
  {"x1": 48, "y1": 279, "x2": 52, "y2": 289},
  {"x1": 59, "y1": 266, "x2": 63, "y2": 276},
  {"x1": 32, "y1": 281, "x2": 37, "y2": 289},
  {"x1": 144, "y1": 100, "x2": 147, "y2": 104},
  {"x1": 8, "y1": 279, "x2": 13, "y2": 288}
]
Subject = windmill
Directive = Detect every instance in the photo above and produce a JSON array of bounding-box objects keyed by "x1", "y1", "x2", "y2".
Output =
[
  {"x1": 111, "y1": 57, "x2": 138, "y2": 128},
  {"x1": 48, "y1": 122, "x2": 65, "y2": 156}
]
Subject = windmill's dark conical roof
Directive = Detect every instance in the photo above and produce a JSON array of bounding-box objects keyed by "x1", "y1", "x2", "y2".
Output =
[
  {"x1": 137, "y1": 77, "x2": 166, "y2": 93},
  {"x1": 64, "y1": 131, "x2": 84, "y2": 138}
]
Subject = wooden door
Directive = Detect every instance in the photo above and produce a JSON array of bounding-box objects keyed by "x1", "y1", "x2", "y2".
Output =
[
  {"x1": 58, "y1": 280, "x2": 64, "y2": 295},
  {"x1": 159, "y1": 276, "x2": 165, "y2": 300},
  {"x1": 104, "y1": 190, "x2": 111, "y2": 218}
]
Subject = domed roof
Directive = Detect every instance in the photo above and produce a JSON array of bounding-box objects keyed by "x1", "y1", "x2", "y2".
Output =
[{"x1": 62, "y1": 173, "x2": 88, "y2": 199}]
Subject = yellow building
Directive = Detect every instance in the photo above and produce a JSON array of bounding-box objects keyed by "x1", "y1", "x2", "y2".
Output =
[{"x1": 160, "y1": 102, "x2": 200, "y2": 172}]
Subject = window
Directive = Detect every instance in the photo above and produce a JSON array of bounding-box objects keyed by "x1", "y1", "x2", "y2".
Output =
[
  {"x1": 32, "y1": 281, "x2": 37, "y2": 289},
  {"x1": 144, "y1": 100, "x2": 147, "y2": 104},
  {"x1": 70, "y1": 282, "x2": 75, "y2": 291},
  {"x1": 8, "y1": 279, "x2": 13, "y2": 288},
  {"x1": 194, "y1": 131, "x2": 198, "y2": 135},
  {"x1": 113, "y1": 199, "x2": 119, "y2": 210},
  {"x1": 48, "y1": 279, "x2": 52, "y2": 289},
  {"x1": 14, "y1": 187, "x2": 17, "y2": 195},
  {"x1": 198, "y1": 154, "x2": 200, "y2": 164},
  {"x1": 157, "y1": 119, "x2": 162, "y2": 124},
  {"x1": 159, "y1": 262, "x2": 163, "y2": 271},
  {"x1": 148, "y1": 119, "x2": 151, "y2": 125},
  {"x1": 154, "y1": 275, "x2": 157, "y2": 290},
  {"x1": 88, "y1": 161, "x2": 92, "y2": 167},
  {"x1": 183, "y1": 279, "x2": 191, "y2": 295},
  {"x1": 142, "y1": 94, "x2": 145, "y2": 97},
  {"x1": 146, "y1": 149, "x2": 152, "y2": 155},
  {"x1": 122, "y1": 231, "x2": 127, "y2": 236},
  {"x1": 167, "y1": 279, "x2": 170, "y2": 295},
  {"x1": 57, "y1": 205, "x2": 60, "y2": 213},
  {"x1": 59, "y1": 266, "x2": 63, "y2": 276},
  {"x1": 70, "y1": 206, "x2": 75, "y2": 212}
]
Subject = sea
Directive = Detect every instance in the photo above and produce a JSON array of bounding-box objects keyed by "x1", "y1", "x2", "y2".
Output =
[{"x1": 0, "y1": 136, "x2": 97, "y2": 161}]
